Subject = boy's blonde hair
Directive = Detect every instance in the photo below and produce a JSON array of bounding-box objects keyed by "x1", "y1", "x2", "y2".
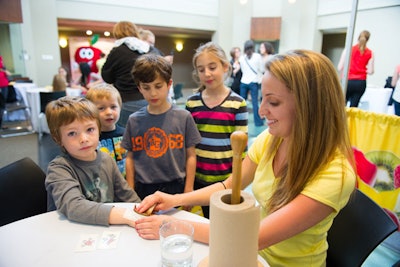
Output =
[
  {"x1": 86, "y1": 83, "x2": 122, "y2": 107},
  {"x1": 45, "y1": 96, "x2": 100, "y2": 145}
]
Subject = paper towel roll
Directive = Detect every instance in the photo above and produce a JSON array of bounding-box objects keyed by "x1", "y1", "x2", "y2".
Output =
[{"x1": 206, "y1": 189, "x2": 260, "y2": 267}]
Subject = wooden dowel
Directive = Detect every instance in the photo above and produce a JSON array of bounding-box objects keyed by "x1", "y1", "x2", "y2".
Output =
[{"x1": 230, "y1": 131, "x2": 248, "y2": 204}]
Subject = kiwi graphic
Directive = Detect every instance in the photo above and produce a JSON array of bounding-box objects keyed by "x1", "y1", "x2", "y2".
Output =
[{"x1": 365, "y1": 150, "x2": 400, "y2": 191}]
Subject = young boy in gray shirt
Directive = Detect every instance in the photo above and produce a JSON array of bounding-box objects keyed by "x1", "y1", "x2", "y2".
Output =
[
  {"x1": 122, "y1": 54, "x2": 201, "y2": 200},
  {"x1": 45, "y1": 96, "x2": 141, "y2": 227}
]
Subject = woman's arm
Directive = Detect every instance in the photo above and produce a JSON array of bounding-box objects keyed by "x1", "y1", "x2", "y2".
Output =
[
  {"x1": 366, "y1": 52, "x2": 374, "y2": 75},
  {"x1": 135, "y1": 215, "x2": 210, "y2": 243},
  {"x1": 258, "y1": 194, "x2": 333, "y2": 249},
  {"x1": 392, "y1": 66, "x2": 399, "y2": 87},
  {"x1": 136, "y1": 155, "x2": 257, "y2": 212},
  {"x1": 337, "y1": 49, "x2": 346, "y2": 72}
]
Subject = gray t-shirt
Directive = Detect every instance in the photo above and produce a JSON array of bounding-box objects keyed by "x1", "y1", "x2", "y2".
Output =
[
  {"x1": 122, "y1": 105, "x2": 201, "y2": 184},
  {"x1": 45, "y1": 151, "x2": 141, "y2": 226}
]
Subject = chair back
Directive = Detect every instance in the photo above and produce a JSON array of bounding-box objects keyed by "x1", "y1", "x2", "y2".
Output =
[
  {"x1": 0, "y1": 157, "x2": 47, "y2": 226},
  {"x1": 326, "y1": 189, "x2": 397, "y2": 267},
  {"x1": 40, "y1": 91, "x2": 66, "y2": 113}
]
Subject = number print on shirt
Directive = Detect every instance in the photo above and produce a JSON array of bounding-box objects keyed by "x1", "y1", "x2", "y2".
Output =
[{"x1": 131, "y1": 127, "x2": 184, "y2": 158}]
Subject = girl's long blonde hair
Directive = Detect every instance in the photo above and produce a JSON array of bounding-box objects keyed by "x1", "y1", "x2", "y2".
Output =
[
  {"x1": 192, "y1": 42, "x2": 232, "y2": 92},
  {"x1": 265, "y1": 50, "x2": 355, "y2": 212}
]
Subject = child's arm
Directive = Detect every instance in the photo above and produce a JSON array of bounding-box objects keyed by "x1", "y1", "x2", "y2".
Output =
[
  {"x1": 108, "y1": 207, "x2": 136, "y2": 227},
  {"x1": 125, "y1": 151, "x2": 135, "y2": 189},
  {"x1": 184, "y1": 146, "x2": 196, "y2": 193}
]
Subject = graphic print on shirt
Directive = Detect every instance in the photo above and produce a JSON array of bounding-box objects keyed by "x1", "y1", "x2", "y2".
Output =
[
  {"x1": 132, "y1": 127, "x2": 184, "y2": 158},
  {"x1": 98, "y1": 137, "x2": 127, "y2": 176},
  {"x1": 84, "y1": 175, "x2": 107, "y2": 202}
]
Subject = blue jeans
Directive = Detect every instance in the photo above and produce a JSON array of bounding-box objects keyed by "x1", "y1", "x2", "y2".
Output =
[
  {"x1": 240, "y1": 82, "x2": 264, "y2": 126},
  {"x1": 118, "y1": 99, "x2": 148, "y2": 127}
]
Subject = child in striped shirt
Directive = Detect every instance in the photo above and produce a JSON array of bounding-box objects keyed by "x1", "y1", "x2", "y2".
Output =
[{"x1": 186, "y1": 42, "x2": 248, "y2": 218}]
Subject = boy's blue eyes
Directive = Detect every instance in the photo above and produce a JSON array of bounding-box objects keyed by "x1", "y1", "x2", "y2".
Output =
[{"x1": 66, "y1": 127, "x2": 96, "y2": 137}]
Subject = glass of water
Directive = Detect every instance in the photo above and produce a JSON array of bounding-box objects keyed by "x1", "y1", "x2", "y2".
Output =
[{"x1": 160, "y1": 220, "x2": 194, "y2": 267}]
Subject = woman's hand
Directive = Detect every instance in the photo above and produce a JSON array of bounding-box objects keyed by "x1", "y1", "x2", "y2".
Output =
[
  {"x1": 135, "y1": 215, "x2": 173, "y2": 240},
  {"x1": 136, "y1": 191, "x2": 178, "y2": 213}
]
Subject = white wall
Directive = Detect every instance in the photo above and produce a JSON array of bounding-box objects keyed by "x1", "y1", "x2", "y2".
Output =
[
  {"x1": 55, "y1": 0, "x2": 219, "y2": 31},
  {"x1": 18, "y1": 0, "x2": 61, "y2": 86},
  {"x1": 15, "y1": 0, "x2": 400, "y2": 87},
  {"x1": 251, "y1": 0, "x2": 400, "y2": 86},
  {"x1": 317, "y1": 0, "x2": 400, "y2": 86}
]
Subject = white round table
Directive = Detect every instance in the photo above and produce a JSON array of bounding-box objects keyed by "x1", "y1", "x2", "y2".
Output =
[{"x1": 0, "y1": 203, "x2": 209, "y2": 267}]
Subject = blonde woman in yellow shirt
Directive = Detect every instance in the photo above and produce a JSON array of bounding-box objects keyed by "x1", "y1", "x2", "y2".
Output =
[{"x1": 134, "y1": 50, "x2": 356, "y2": 267}]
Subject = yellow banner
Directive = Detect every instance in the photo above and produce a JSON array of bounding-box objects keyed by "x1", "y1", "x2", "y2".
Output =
[{"x1": 347, "y1": 108, "x2": 400, "y2": 218}]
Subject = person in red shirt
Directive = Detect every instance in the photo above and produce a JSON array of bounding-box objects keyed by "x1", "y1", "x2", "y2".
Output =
[
  {"x1": 0, "y1": 55, "x2": 12, "y2": 102},
  {"x1": 338, "y1": 30, "x2": 374, "y2": 107}
]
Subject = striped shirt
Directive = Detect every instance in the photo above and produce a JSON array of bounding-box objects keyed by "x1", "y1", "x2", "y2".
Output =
[{"x1": 186, "y1": 90, "x2": 248, "y2": 183}]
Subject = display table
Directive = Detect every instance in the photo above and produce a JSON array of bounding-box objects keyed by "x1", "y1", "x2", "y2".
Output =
[
  {"x1": 12, "y1": 82, "x2": 38, "y2": 106},
  {"x1": 359, "y1": 87, "x2": 392, "y2": 114},
  {"x1": 25, "y1": 87, "x2": 83, "y2": 132},
  {"x1": 0, "y1": 203, "x2": 209, "y2": 267}
]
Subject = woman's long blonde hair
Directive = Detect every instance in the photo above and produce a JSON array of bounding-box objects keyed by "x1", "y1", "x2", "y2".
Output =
[
  {"x1": 265, "y1": 50, "x2": 355, "y2": 212},
  {"x1": 113, "y1": 21, "x2": 139, "y2": 39},
  {"x1": 358, "y1": 30, "x2": 370, "y2": 54}
]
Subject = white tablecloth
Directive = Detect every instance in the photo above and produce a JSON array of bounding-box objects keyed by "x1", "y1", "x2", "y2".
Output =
[
  {"x1": 26, "y1": 87, "x2": 52, "y2": 132},
  {"x1": 0, "y1": 203, "x2": 210, "y2": 267},
  {"x1": 12, "y1": 82, "x2": 38, "y2": 106},
  {"x1": 359, "y1": 87, "x2": 393, "y2": 114}
]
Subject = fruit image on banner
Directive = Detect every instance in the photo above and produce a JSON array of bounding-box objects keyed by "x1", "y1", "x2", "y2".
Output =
[{"x1": 347, "y1": 108, "x2": 400, "y2": 219}]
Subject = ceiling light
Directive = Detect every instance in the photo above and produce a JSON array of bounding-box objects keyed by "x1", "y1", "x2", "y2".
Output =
[
  {"x1": 104, "y1": 31, "x2": 110, "y2": 37},
  {"x1": 86, "y1": 30, "x2": 93, "y2": 36},
  {"x1": 59, "y1": 37, "x2": 68, "y2": 48},
  {"x1": 175, "y1": 41, "x2": 183, "y2": 52}
]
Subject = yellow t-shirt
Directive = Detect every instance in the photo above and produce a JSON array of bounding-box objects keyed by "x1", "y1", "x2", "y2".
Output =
[{"x1": 249, "y1": 130, "x2": 356, "y2": 267}]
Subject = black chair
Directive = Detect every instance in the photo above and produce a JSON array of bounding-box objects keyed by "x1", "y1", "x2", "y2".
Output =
[
  {"x1": 0, "y1": 157, "x2": 47, "y2": 226},
  {"x1": 327, "y1": 189, "x2": 398, "y2": 267},
  {"x1": 40, "y1": 91, "x2": 66, "y2": 113},
  {"x1": 38, "y1": 91, "x2": 66, "y2": 136}
]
